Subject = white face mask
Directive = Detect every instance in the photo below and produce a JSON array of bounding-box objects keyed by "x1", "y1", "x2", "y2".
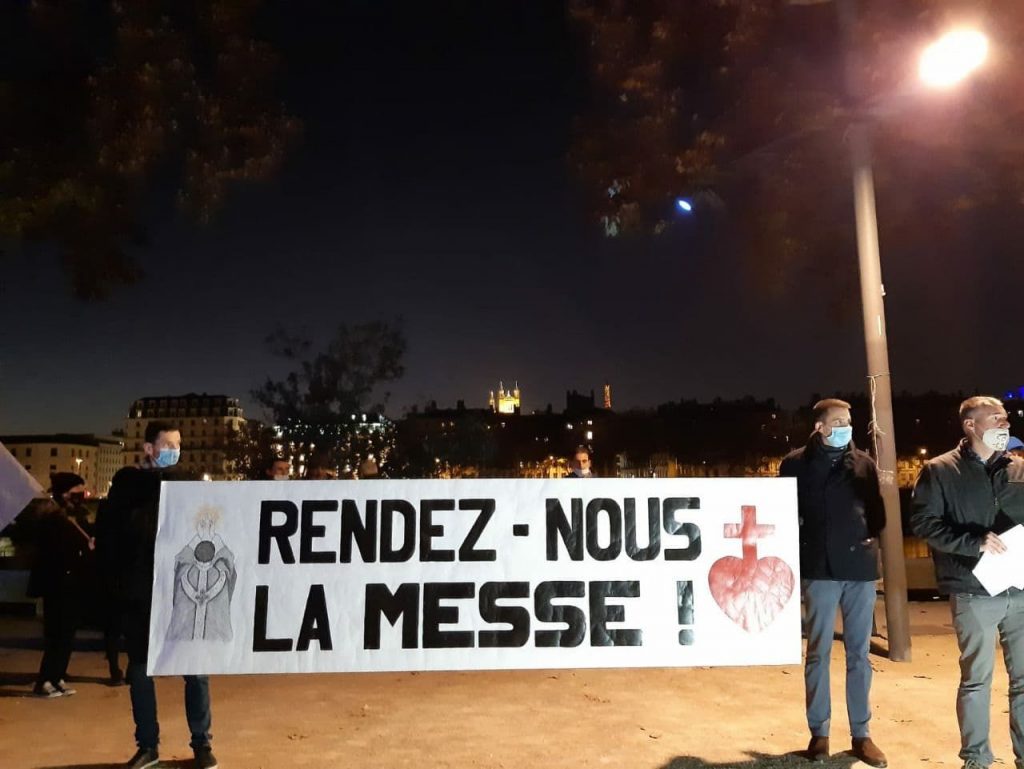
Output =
[
  {"x1": 273, "y1": 474, "x2": 290, "y2": 481},
  {"x1": 982, "y1": 427, "x2": 1010, "y2": 452}
]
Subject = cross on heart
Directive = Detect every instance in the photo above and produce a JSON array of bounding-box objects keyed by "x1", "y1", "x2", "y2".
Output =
[{"x1": 707, "y1": 505, "x2": 795, "y2": 633}]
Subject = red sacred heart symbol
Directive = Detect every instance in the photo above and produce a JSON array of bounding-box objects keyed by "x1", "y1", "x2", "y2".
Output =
[{"x1": 708, "y1": 506, "x2": 795, "y2": 633}]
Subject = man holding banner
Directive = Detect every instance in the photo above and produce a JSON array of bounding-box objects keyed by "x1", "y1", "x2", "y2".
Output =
[
  {"x1": 99, "y1": 421, "x2": 218, "y2": 769},
  {"x1": 779, "y1": 399, "x2": 887, "y2": 767}
]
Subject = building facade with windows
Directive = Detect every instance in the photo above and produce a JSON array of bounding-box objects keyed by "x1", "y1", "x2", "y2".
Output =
[
  {"x1": 2, "y1": 434, "x2": 124, "y2": 496},
  {"x1": 124, "y1": 394, "x2": 245, "y2": 479}
]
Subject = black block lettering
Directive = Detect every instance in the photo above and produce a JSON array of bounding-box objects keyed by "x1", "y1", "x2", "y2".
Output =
[
  {"x1": 663, "y1": 498, "x2": 702, "y2": 561},
  {"x1": 364, "y1": 583, "x2": 420, "y2": 649},
  {"x1": 300, "y1": 500, "x2": 337, "y2": 563},
  {"x1": 340, "y1": 499, "x2": 378, "y2": 563},
  {"x1": 258, "y1": 501, "x2": 298, "y2": 564},
  {"x1": 533, "y1": 581, "x2": 586, "y2": 647},
  {"x1": 546, "y1": 499, "x2": 584, "y2": 561},
  {"x1": 458, "y1": 499, "x2": 497, "y2": 561},
  {"x1": 253, "y1": 585, "x2": 293, "y2": 652},
  {"x1": 423, "y1": 582, "x2": 474, "y2": 648},
  {"x1": 380, "y1": 500, "x2": 416, "y2": 562},
  {"x1": 478, "y1": 581, "x2": 530, "y2": 647},
  {"x1": 296, "y1": 584, "x2": 333, "y2": 651},
  {"x1": 420, "y1": 499, "x2": 455, "y2": 562},
  {"x1": 589, "y1": 580, "x2": 641, "y2": 646},
  {"x1": 624, "y1": 498, "x2": 661, "y2": 561},
  {"x1": 585, "y1": 498, "x2": 623, "y2": 561}
]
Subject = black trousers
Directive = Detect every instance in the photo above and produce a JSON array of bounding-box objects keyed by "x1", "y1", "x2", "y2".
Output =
[
  {"x1": 103, "y1": 598, "x2": 124, "y2": 669},
  {"x1": 37, "y1": 587, "x2": 81, "y2": 686}
]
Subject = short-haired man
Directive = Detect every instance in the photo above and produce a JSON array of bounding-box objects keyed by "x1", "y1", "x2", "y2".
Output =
[
  {"x1": 98, "y1": 421, "x2": 218, "y2": 769},
  {"x1": 567, "y1": 446, "x2": 593, "y2": 478},
  {"x1": 263, "y1": 457, "x2": 291, "y2": 481},
  {"x1": 779, "y1": 399, "x2": 887, "y2": 767},
  {"x1": 911, "y1": 396, "x2": 1024, "y2": 769}
]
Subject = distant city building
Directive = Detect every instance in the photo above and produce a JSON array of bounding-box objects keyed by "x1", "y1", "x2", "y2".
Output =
[
  {"x1": 124, "y1": 393, "x2": 245, "y2": 479},
  {"x1": 488, "y1": 381, "x2": 521, "y2": 415},
  {"x1": 270, "y1": 413, "x2": 392, "y2": 478},
  {"x1": 2, "y1": 434, "x2": 124, "y2": 496},
  {"x1": 565, "y1": 389, "x2": 598, "y2": 416},
  {"x1": 603, "y1": 382, "x2": 613, "y2": 410}
]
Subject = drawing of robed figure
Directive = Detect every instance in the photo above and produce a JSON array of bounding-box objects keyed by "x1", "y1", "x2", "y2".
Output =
[{"x1": 166, "y1": 508, "x2": 236, "y2": 642}]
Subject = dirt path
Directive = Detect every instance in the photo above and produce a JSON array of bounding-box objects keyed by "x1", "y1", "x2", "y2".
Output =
[{"x1": 0, "y1": 632, "x2": 1014, "y2": 769}]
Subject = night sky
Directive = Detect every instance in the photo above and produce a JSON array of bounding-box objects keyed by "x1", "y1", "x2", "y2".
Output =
[{"x1": 1, "y1": 1, "x2": 1021, "y2": 436}]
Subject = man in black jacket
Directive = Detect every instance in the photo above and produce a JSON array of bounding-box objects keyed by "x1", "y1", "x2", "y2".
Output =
[
  {"x1": 97, "y1": 421, "x2": 218, "y2": 769},
  {"x1": 911, "y1": 396, "x2": 1024, "y2": 769},
  {"x1": 779, "y1": 398, "x2": 887, "y2": 767}
]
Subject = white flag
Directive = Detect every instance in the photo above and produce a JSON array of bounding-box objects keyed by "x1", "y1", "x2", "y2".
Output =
[{"x1": 0, "y1": 441, "x2": 45, "y2": 530}]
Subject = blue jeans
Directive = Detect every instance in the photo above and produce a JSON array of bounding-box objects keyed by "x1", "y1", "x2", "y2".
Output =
[
  {"x1": 124, "y1": 604, "x2": 212, "y2": 750},
  {"x1": 803, "y1": 579, "x2": 876, "y2": 738},
  {"x1": 127, "y1": 664, "x2": 212, "y2": 750},
  {"x1": 950, "y1": 589, "x2": 1024, "y2": 767}
]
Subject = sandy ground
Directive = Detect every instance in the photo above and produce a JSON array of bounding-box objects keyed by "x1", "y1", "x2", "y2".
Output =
[{"x1": 0, "y1": 603, "x2": 1018, "y2": 769}]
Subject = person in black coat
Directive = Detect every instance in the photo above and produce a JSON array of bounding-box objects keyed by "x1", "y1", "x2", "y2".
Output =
[
  {"x1": 779, "y1": 399, "x2": 887, "y2": 767},
  {"x1": 96, "y1": 420, "x2": 218, "y2": 769},
  {"x1": 28, "y1": 472, "x2": 93, "y2": 698}
]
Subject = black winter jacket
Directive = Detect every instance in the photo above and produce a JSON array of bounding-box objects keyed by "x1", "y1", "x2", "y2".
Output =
[
  {"x1": 94, "y1": 466, "x2": 165, "y2": 605},
  {"x1": 910, "y1": 441, "x2": 1024, "y2": 595},
  {"x1": 779, "y1": 435, "x2": 885, "y2": 581},
  {"x1": 27, "y1": 512, "x2": 93, "y2": 598}
]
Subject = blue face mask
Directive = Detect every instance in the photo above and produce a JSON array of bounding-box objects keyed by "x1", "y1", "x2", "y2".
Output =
[
  {"x1": 154, "y1": 448, "x2": 180, "y2": 468},
  {"x1": 824, "y1": 426, "x2": 852, "y2": 449}
]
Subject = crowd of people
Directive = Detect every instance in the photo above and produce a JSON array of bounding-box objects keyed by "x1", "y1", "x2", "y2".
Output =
[{"x1": 22, "y1": 395, "x2": 1024, "y2": 769}]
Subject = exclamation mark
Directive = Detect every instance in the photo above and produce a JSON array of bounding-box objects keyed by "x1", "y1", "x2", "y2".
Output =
[{"x1": 677, "y1": 580, "x2": 694, "y2": 645}]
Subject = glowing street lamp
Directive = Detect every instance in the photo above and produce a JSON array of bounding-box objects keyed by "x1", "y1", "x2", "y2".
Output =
[{"x1": 919, "y1": 29, "x2": 989, "y2": 89}]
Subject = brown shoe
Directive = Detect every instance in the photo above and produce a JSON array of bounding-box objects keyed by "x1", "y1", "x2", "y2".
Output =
[
  {"x1": 806, "y1": 736, "x2": 830, "y2": 762},
  {"x1": 852, "y1": 737, "x2": 887, "y2": 768}
]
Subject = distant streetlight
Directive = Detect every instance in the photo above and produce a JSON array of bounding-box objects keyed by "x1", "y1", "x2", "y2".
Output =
[
  {"x1": 919, "y1": 29, "x2": 989, "y2": 89},
  {"x1": 675, "y1": 198, "x2": 693, "y2": 213}
]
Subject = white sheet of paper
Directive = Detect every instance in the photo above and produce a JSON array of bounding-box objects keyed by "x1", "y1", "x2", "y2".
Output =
[{"x1": 973, "y1": 525, "x2": 1024, "y2": 595}]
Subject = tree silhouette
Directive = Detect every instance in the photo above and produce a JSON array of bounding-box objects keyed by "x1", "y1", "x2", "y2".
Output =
[
  {"x1": 0, "y1": 0, "x2": 299, "y2": 299},
  {"x1": 252, "y1": 320, "x2": 406, "y2": 476},
  {"x1": 570, "y1": 0, "x2": 1024, "y2": 299}
]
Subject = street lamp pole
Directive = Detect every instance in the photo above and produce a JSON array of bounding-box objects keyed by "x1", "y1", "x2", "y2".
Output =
[
  {"x1": 847, "y1": 119, "x2": 912, "y2": 662},
  {"x1": 837, "y1": 0, "x2": 911, "y2": 662}
]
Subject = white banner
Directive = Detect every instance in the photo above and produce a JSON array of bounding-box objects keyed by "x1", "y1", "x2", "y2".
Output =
[{"x1": 148, "y1": 477, "x2": 800, "y2": 675}]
